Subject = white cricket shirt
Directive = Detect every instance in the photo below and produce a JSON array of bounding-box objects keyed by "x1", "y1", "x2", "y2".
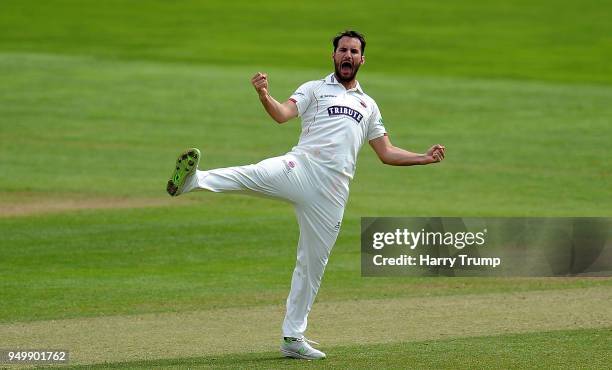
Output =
[{"x1": 289, "y1": 73, "x2": 387, "y2": 179}]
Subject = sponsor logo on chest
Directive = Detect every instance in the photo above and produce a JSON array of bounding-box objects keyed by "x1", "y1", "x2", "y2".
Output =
[{"x1": 327, "y1": 105, "x2": 363, "y2": 123}]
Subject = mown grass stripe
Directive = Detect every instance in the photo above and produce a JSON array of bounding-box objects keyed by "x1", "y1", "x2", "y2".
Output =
[
  {"x1": 63, "y1": 328, "x2": 612, "y2": 369},
  {"x1": 3, "y1": 287, "x2": 610, "y2": 365}
]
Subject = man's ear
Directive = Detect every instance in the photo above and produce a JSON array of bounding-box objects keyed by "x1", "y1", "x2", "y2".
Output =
[{"x1": 360, "y1": 56, "x2": 365, "y2": 65}]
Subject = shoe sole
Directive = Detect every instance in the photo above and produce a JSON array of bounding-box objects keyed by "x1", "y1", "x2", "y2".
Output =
[
  {"x1": 280, "y1": 348, "x2": 326, "y2": 360},
  {"x1": 166, "y1": 148, "x2": 200, "y2": 196}
]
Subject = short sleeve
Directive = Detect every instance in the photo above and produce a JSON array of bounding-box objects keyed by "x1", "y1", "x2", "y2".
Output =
[
  {"x1": 367, "y1": 101, "x2": 387, "y2": 140},
  {"x1": 289, "y1": 81, "x2": 316, "y2": 117}
]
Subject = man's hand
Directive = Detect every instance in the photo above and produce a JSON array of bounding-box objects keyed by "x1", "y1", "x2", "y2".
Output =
[
  {"x1": 369, "y1": 135, "x2": 446, "y2": 166},
  {"x1": 251, "y1": 72, "x2": 269, "y2": 98},
  {"x1": 426, "y1": 144, "x2": 446, "y2": 163},
  {"x1": 251, "y1": 72, "x2": 298, "y2": 124}
]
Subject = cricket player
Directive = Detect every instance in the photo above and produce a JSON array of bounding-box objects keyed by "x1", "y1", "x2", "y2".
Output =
[{"x1": 166, "y1": 30, "x2": 445, "y2": 360}]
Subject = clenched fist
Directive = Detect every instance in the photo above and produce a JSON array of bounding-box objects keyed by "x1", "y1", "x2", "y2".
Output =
[
  {"x1": 251, "y1": 72, "x2": 269, "y2": 98},
  {"x1": 426, "y1": 144, "x2": 446, "y2": 163}
]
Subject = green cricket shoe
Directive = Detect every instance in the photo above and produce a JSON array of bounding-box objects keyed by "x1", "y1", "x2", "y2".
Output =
[{"x1": 166, "y1": 148, "x2": 201, "y2": 196}]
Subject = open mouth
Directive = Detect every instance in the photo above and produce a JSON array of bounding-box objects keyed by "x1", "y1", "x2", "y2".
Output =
[{"x1": 340, "y1": 61, "x2": 353, "y2": 74}]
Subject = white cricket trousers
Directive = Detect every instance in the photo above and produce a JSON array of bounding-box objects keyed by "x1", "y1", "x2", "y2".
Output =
[{"x1": 182, "y1": 152, "x2": 349, "y2": 338}]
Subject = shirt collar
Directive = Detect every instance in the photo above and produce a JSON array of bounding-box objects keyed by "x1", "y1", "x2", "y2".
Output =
[{"x1": 326, "y1": 73, "x2": 364, "y2": 94}]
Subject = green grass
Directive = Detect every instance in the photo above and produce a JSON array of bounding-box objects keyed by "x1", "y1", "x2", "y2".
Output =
[
  {"x1": 1, "y1": 54, "x2": 610, "y2": 215},
  {"x1": 1, "y1": 0, "x2": 611, "y2": 84},
  {"x1": 64, "y1": 328, "x2": 612, "y2": 369},
  {"x1": 1, "y1": 0, "x2": 611, "y2": 368},
  {"x1": 3, "y1": 203, "x2": 611, "y2": 323}
]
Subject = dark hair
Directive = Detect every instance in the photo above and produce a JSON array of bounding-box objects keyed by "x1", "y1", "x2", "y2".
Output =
[{"x1": 333, "y1": 30, "x2": 366, "y2": 54}]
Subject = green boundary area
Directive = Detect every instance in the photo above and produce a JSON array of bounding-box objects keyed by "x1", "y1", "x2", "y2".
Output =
[{"x1": 1, "y1": 0, "x2": 611, "y2": 84}]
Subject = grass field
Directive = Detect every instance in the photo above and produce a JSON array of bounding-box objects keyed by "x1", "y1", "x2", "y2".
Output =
[{"x1": 1, "y1": 0, "x2": 611, "y2": 368}]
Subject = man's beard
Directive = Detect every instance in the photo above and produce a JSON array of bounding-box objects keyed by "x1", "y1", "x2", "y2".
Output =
[{"x1": 334, "y1": 60, "x2": 360, "y2": 82}]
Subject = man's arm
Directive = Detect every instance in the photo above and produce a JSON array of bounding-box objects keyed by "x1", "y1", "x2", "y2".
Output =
[
  {"x1": 369, "y1": 135, "x2": 445, "y2": 166},
  {"x1": 251, "y1": 72, "x2": 298, "y2": 124}
]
